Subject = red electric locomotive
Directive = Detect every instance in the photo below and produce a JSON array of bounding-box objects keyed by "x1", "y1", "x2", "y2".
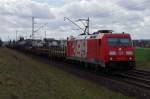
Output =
[{"x1": 67, "y1": 30, "x2": 135, "y2": 69}]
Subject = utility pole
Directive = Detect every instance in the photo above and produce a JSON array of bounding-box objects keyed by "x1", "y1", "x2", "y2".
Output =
[
  {"x1": 16, "y1": 30, "x2": 18, "y2": 41},
  {"x1": 87, "y1": 17, "x2": 90, "y2": 35},
  {"x1": 32, "y1": 17, "x2": 34, "y2": 39},
  {"x1": 8, "y1": 36, "x2": 10, "y2": 42},
  {"x1": 45, "y1": 30, "x2": 46, "y2": 39},
  {"x1": 25, "y1": 32, "x2": 28, "y2": 39}
]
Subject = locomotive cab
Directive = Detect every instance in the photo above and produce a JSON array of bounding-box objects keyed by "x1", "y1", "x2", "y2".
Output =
[{"x1": 104, "y1": 34, "x2": 136, "y2": 69}]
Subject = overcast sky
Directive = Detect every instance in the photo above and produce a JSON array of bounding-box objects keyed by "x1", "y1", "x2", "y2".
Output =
[{"x1": 0, "y1": 0, "x2": 150, "y2": 41}]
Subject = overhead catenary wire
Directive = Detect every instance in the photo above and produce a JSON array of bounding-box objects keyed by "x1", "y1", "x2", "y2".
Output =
[{"x1": 64, "y1": 17, "x2": 90, "y2": 35}]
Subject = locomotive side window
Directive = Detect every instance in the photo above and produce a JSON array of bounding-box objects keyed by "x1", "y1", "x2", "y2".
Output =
[{"x1": 108, "y1": 38, "x2": 131, "y2": 46}]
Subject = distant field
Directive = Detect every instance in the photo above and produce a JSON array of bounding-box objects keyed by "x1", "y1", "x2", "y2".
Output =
[
  {"x1": 0, "y1": 48, "x2": 132, "y2": 99},
  {"x1": 135, "y1": 48, "x2": 150, "y2": 61},
  {"x1": 135, "y1": 48, "x2": 150, "y2": 70}
]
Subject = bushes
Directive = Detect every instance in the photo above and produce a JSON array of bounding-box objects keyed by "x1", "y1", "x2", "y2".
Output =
[{"x1": 0, "y1": 39, "x2": 3, "y2": 47}]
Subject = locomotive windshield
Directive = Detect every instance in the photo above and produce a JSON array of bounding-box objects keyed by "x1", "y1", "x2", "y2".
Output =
[{"x1": 108, "y1": 38, "x2": 131, "y2": 46}]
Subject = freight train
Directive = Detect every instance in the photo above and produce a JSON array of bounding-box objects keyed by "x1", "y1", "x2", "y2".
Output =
[{"x1": 8, "y1": 30, "x2": 136, "y2": 70}]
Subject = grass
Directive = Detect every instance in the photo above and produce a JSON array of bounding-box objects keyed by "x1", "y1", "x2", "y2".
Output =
[
  {"x1": 135, "y1": 48, "x2": 150, "y2": 61},
  {"x1": 135, "y1": 48, "x2": 150, "y2": 70},
  {"x1": 0, "y1": 48, "x2": 133, "y2": 99}
]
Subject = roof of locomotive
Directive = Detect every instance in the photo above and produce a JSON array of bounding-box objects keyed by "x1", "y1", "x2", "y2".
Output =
[
  {"x1": 104, "y1": 33, "x2": 131, "y2": 38},
  {"x1": 68, "y1": 30, "x2": 131, "y2": 41}
]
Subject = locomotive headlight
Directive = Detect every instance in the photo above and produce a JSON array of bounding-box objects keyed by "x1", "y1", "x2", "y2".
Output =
[
  {"x1": 126, "y1": 51, "x2": 133, "y2": 55},
  {"x1": 110, "y1": 57, "x2": 113, "y2": 60},
  {"x1": 109, "y1": 51, "x2": 116, "y2": 55},
  {"x1": 129, "y1": 57, "x2": 132, "y2": 60}
]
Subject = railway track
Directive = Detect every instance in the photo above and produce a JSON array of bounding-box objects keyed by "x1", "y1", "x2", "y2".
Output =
[
  {"x1": 48, "y1": 60, "x2": 150, "y2": 98},
  {"x1": 131, "y1": 69, "x2": 150, "y2": 76},
  {"x1": 113, "y1": 69, "x2": 150, "y2": 90},
  {"x1": 50, "y1": 61, "x2": 150, "y2": 98}
]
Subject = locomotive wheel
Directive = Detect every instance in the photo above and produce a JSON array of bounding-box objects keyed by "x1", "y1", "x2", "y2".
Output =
[
  {"x1": 94, "y1": 65, "x2": 99, "y2": 72},
  {"x1": 84, "y1": 63, "x2": 88, "y2": 68}
]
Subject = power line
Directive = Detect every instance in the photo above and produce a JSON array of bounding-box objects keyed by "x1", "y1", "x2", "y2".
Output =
[
  {"x1": 64, "y1": 17, "x2": 90, "y2": 35},
  {"x1": 64, "y1": 17, "x2": 85, "y2": 32},
  {"x1": 31, "y1": 17, "x2": 48, "y2": 39}
]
